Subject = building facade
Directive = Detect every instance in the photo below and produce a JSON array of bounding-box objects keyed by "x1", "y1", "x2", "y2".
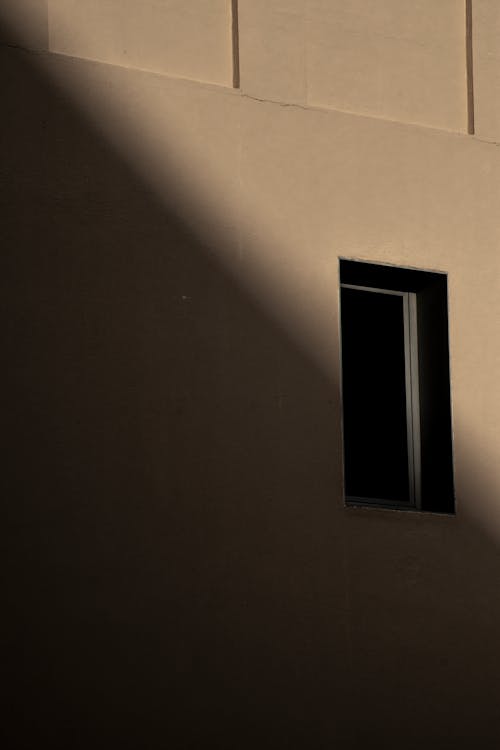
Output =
[{"x1": 2, "y1": 2, "x2": 500, "y2": 747}]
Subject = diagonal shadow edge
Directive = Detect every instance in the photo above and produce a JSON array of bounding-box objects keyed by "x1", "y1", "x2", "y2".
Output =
[{"x1": 2, "y1": 24, "x2": 500, "y2": 750}]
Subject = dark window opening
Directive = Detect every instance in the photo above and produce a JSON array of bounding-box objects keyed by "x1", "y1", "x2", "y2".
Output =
[{"x1": 339, "y1": 259, "x2": 455, "y2": 514}]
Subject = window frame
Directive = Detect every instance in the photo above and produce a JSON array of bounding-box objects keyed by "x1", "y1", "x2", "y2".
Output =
[
  {"x1": 338, "y1": 259, "x2": 455, "y2": 515},
  {"x1": 340, "y1": 283, "x2": 421, "y2": 510}
]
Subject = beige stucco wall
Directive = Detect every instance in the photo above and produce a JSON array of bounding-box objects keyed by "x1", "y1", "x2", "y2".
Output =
[
  {"x1": 239, "y1": 0, "x2": 468, "y2": 131},
  {"x1": 0, "y1": 0, "x2": 48, "y2": 49},
  {"x1": 473, "y1": 0, "x2": 500, "y2": 141},
  {"x1": 2, "y1": 2, "x2": 500, "y2": 747},
  {"x1": 48, "y1": 0, "x2": 234, "y2": 85}
]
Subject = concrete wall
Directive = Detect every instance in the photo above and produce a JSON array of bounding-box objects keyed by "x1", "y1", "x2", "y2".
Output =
[
  {"x1": 2, "y1": 2, "x2": 500, "y2": 748},
  {"x1": 473, "y1": 0, "x2": 500, "y2": 141},
  {"x1": 48, "y1": 0, "x2": 234, "y2": 85},
  {"x1": 239, "y1": 0, "x2": 468, "y2": 131}
]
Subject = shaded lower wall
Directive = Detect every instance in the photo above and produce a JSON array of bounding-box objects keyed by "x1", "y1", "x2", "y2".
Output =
[{"x1": 2, "y1": 42, "x2": 500, "y2": 750}]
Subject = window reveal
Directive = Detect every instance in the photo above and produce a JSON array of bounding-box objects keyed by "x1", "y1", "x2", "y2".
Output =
[{"x1": 339, "y1": 260, "x2": 454, "y2": 514}]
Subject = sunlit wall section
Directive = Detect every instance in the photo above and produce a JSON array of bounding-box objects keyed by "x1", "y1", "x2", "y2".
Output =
[
  {"x1": 239, "y1": 0, "x2": 468, "y2": 132},
  {"x1": 472, "y1": 1, "x2": 500, "y2": 141},
  {"x1": 47, "y1": 0, "x2": 234, "y2": 86}
]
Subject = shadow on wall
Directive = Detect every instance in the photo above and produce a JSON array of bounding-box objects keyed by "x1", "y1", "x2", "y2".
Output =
[{"x1": 1, "y1": 27, "x2": 500, "y2": 750}]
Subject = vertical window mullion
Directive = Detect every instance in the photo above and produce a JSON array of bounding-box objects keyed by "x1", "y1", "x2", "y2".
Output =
[
  {"x1": 402, "y1": 293, "x2": 422, "y2": 509},
  {"x1": 408, "y1": 292, "x2": 422, "y2": 509},
  {"x1": 402, "y1": 293, "x2": 416, "y2": 507}
]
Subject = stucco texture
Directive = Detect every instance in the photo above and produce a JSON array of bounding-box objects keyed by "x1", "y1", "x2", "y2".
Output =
[{"x1": 2, "y1": 2, "x2": 500, "y2": 747}]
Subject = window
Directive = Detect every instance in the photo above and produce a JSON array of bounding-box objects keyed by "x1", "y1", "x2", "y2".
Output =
[{"x1": 339, "y1": 259, "x2": 454, "y2": 514}]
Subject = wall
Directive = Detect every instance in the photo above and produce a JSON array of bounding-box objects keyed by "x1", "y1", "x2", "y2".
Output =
[{"x1": 2, "y1": 2, "x2": 500, "y2": 748}]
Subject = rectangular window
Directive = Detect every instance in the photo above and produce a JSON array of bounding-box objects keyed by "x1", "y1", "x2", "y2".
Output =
[{"x1": 339, "y1": 259, "x2": 454, "y2": 514}]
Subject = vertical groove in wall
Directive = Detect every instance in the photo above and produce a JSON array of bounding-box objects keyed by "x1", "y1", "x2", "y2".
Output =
[
  {"x1": 231, "y1": 0, "x2": 240, "y2": 88},
  {"x1": 466, "y1": 0, "x2": 475, "y2": 135}
]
